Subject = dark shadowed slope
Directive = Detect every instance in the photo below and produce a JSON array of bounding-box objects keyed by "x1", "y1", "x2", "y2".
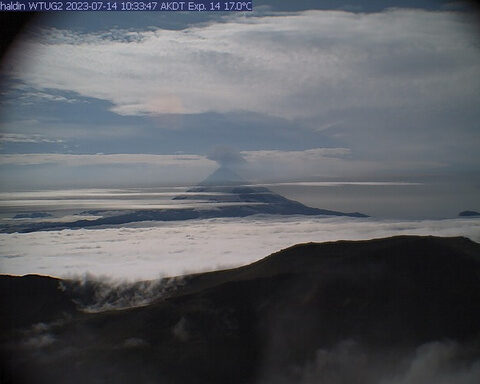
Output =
[{"x1": 1, "y1": 236, "x2": 480, "y2": 384}]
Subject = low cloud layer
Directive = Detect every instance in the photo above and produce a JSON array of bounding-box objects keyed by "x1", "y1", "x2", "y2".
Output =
[{"x1": 1, "y1": 216, "x2": 478, "y2": 280}]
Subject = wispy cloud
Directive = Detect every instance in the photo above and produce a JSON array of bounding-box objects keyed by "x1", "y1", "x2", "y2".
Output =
[
  {"x1": 0, "y1": 148, "x2": 352, "y2": 168},
  {"x1": 20, "y1": 91, "x2": 80, "y2": 104},
  {"x1": 261, "y1": 339, "x2": 480, "y2": 384},
  {"x1": 0, "y1": 153, "x2": 211, "y2": 166},
  {"x1": 242, "y1": 148, "x2": 351, "y2": 160},
  {"x1": 0, "y1": 133, "x2": 64, "y2": 144}
]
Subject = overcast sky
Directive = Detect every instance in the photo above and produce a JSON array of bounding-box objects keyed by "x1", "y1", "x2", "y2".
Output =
[{"x1": 0, "y1": 0, "x2": 479, "y2": 189}]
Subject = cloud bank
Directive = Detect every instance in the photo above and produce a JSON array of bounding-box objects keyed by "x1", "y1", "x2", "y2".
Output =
[{"x1": 1, "y1": 216, "x2": 478, "y2": 280}]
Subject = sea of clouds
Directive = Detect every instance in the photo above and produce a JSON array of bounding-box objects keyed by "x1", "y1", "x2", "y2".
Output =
[{"x1": 1, "y1": 215, "x2": 479, "y2": 280}]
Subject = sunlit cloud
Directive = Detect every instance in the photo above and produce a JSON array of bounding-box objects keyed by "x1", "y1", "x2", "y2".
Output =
[
  {"x1": 1, "y1": 216, "x2": 478, "y2": 280},
  {"x1": 6, "y1": 10, "x2": 480, "y2": 120}
]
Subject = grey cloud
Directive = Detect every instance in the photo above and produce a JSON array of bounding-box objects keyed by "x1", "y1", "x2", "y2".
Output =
[
  {"x1": 0, "y1": 153, "x2": 210, "y2": 166},
  {"x1": 384, "y1": 341, "x2": 480, "y2": 384},
  {"x1": 21, "y1": 91, "x2": 80, "y2": 104},
  {"x1": 123, "y1": 337, "x2": 149, "y2": 348},
  {"x1": 22, "y1": 334, "x2": 56, "y2": 349},
  {"x1": 260, "y1": 340, "x2": 480, "y2": 384},
  {"x1": 1, "y1": 8, "x2": 478, "y2": 182},
  {"x1": 207, "y1": 146, "x2": 246, "y2": 167},
  {"x1": 172, "y1": 317, "x2": 190, "y2": 342},
  {"x1": 6, "y1": 10, "x2": 480, "y2": 120},
  {"x1": 0, "y1": 133, "x2": 64, "y2": 144}
]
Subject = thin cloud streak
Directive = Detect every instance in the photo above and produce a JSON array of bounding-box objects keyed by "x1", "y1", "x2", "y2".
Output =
[
  {"x1": 0, "y1": 148, "x2": 349, "y2": 167},
  {"x1": 0, "y1": 134, "x2": 64, "y2": 144},
  {"x1": 249, "y1": 181, "x2": 423, "y2": 187},
  {"x1": 0, "y1": 153, "x2": 211, "y2": 166}
]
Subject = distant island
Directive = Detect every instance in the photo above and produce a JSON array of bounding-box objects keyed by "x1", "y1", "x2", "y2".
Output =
[
  {"x1": 13, "y1": 212, "x2": 52, "y2": 219},
  {"x1": 0, "y1": 167, "x2": 367, "y2": 233},
  {"x1": 459, "y1": 210, "x2": 480, "y2": 217}
]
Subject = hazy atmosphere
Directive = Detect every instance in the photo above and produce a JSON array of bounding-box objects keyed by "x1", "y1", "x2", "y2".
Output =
[{"x1": 1, "y1": 2, "x2": 480, "y2": 384}]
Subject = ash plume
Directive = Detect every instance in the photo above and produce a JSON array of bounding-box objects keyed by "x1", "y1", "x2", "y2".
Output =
[{"x1": 207, "y1": 146, "x2": 246, "y2": 168}]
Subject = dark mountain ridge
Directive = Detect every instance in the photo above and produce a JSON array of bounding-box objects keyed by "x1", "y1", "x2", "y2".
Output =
[{"x1": 1, "y1": 236, "x2": 480, "y2": 383}]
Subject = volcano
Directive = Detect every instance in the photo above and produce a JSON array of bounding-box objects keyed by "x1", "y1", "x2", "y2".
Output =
[
  {"x1": 198, "y1": 166, "x2": 245, "y2": 186},
  {"x1": 0, "y1": 168, "x2": 367, "y2": 233},
  {"x1": 173, "y1": 166, "x2": 368, "y2": 217}
]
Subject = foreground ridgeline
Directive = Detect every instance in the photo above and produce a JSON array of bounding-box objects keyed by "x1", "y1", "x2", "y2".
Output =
[{"x1": 1, "y1": 236, "x2": 480, "y2": 383}]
